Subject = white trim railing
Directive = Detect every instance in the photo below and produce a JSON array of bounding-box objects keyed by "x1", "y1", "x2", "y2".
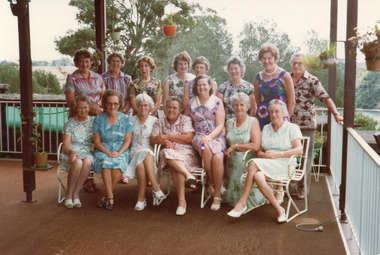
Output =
[{"x1": 329, "y1": 113, "x2": 344, "y2": 194}]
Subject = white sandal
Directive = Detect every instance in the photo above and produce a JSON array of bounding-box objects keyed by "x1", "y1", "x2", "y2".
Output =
[
  {"x1": 134, "y1": 199, "x2": 147, "y2": 211},
  {"x1": 211, "y1": 197, "x2": 222, "y2": 211},
  {"x1": 152, "y1": 190, "x2": 166, "y2": 205}
]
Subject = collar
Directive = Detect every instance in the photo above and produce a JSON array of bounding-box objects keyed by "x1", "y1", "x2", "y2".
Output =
[
  {"x1": 191, "y1": 94, "x2": 217, "y2": 110},
  {"x1": 170, "y1": 73, "x2": 196, "y2": 84}
]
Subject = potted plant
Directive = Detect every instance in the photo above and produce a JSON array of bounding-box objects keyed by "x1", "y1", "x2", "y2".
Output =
[
  {"x1": 162, "y1": 13, "x2": 177, "y2": 36},
  {"x1": 313, "y1": 131, "x2": 325, "y2": 161},
  {"x1": 348, "y1": 20, "x2": 380, "y2": 71},
  {"x1": 8, "y1": 0, "x2": 30, "y2": 17},
  {"x1": 18, "y1": 109, "x2": 48, "y2": 168},
  {"x1": 110, "y1": 27, "x2": 122, "y2": 41},
  {"x1": 319, "y1": 42, "x2": 337, "y2": 68}
]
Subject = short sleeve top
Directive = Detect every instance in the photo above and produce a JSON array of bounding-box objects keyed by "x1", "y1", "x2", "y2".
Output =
[{"x1": 261, "y1": 121, "x2": 302, "y2": 152}]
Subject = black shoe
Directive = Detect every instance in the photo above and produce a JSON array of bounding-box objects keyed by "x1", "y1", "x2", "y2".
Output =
[
  {"x1": 97, "y1": 196, "x2": 107, "y2": 208},
  {"x1": 105, "y1": 198, "x2": 114, "y2": 211}
]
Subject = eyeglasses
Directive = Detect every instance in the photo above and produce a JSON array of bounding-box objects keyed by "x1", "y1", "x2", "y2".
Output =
[{"x1": 292, "y1": 62, "x2": 303, "y2": 66}]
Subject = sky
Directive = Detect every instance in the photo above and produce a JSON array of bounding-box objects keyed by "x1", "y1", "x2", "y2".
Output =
[{"x1": 0, "y1": 0, "x2": 379, "y2": 62}]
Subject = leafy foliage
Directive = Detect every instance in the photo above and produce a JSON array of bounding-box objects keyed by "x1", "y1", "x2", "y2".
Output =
[
  {"x1": 0, "y1": 63, "x2": 61, "y2": 94},
  {"x1": 238, "y1": 19, "x2": 299, "y2": 80},
  {"x1": 355, "y1": 72, "x2": 380, "y2": 109},
  {"x1": 355, "y1": 113, "x2": 379, "y2": 130}
]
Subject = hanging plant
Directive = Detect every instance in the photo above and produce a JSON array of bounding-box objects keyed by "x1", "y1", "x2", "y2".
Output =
[
  {"x1": 162, "y1": 13, "x2": 177, "y2": 36},
  {"x1": 348, "y1": 21, "x2": 380, "y2": 71}
]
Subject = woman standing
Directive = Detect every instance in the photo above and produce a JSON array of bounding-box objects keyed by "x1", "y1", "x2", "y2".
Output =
[
  {"x1": 216, "y1": 56, "x2": 256, "y2": 120},
  {"x1": 129, "y1": 56, "x2": 162, "y2": 117},
  {"x1": 126, "y1": 93, "x2": 166, "y2": 211},
  {"x1": 102, "y1": 52, "x2": 132, "y2": 115},
  {"x1": 188, "y1": 56, "x2": 217, "y2": 99},
  {"x1": 61, "y1": 95, "x2": 95, "y2": 208},
  {"x1": 184, "y1": 74, "x2": 226, "y2": 211},
  {"x1": 93, "y1": 90, "x2": 134, "y2": 210},
  {"x1": 254, "y1": 43, "x2": 295, "y2": 130},
  {"x1": 163, "y1": 51, "x2": 195, "y2": 110},
  {"x1": 224, "y1": 93, "x2": 264, "y2": 210}
]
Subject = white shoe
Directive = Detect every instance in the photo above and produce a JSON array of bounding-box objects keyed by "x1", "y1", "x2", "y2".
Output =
[
  {"x1": 134, "y1": 199, "x2": 147, "y2": 211},
  {"x1": 227, "y1": 205, "x2": 247, "y2": 218},
  {"x1": 73, "y1": 198, "x2": 82, "y2": 208},
  {"x1": 65, "y1": 199, "x2": 73, "y2": 209},
  {"x1": 220, "y1": 186, "x2": 227, "y2": 196},
  {"x1": 277, "y1": 207, "x2": 286, "y2": 223},
  {"x1": 176, "y1": 206, "x2": 186, "y2": 216},
  {"x1": 211, "y1": 197, "x2": 222, "y2": 211},
  {"x1": 152, "y1": 190, "x2": 166, "y2": 205}
]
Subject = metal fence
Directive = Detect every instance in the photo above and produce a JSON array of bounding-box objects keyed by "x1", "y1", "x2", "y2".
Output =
[
  {"x1": 346, "y1": 128, "x2": 380, "y2": 255},
  {"x1": 0, "y1": 97, "x2": 68, "y2": 157},
  {"x1": 329, "y1": 113, "x2": 343, "y2": 194}
]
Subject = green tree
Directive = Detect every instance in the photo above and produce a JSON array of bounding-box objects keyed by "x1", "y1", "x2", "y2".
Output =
[
  {"x1": 33, "y1": 70, "x2": 62, "y2": 95},
  {"x1": 155, "y1": 14, "x2": 233, "y2": 83},
  {"x1": 355, "y1": 72, "x2": 380, "y2": 109},
  {"x1": 355, "y1": 113, "x2": 379, "y2": 130},
  {"x1": 55, "y1": 0, "x2": 205, "y2": 79},
  {"x1": 238, "y1": 19, "x2": 299, "y2": 81},
  {"x1": 0, "y1": 64, "x2": 61, "y2": 95}
]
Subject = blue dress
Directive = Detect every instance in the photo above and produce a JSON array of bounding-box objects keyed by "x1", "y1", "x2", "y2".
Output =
[{"x1": 93, "y1": 112, "x2": 134, "y2": 174}]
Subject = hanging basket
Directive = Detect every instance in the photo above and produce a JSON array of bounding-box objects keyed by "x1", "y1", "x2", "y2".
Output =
[
  {"x1": 10, "y1": 3, "x2": 28, "y2": 17},
  {"x1": 319, "y1": 55, "x2": 336, "y2": 69},
  {"x1": 365, "y1": 57, "x2": 380, "y2": 71},
  {"x1": 110, "y1": 31, "x2": 121, "y2": 41},
  {"x1": 163, "y1": 25, "x2": 177, "y2": 36}
]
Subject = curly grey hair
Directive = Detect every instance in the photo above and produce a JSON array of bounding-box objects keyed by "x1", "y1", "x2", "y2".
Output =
[
  {"x1": 192, "y1": 56, "x2": 210, "y2": 72},
  {"x1": 269, "y1": 99, "x2": 288, "y2": 116},
  {"x1": 224, "y1": 55, "x2": 246, "y2": 77},
  {"x1": 166, "y1": 96, "x2": 183, "y2": 112},
  {"x1": 73, "y1": 94, "x2": 91, "y2": 109},
  {"x1": 135, "y1": 93, "x2": 154, "y2": 109},
  {"x1": 231, "y1": 92, "x2": 251, "y2": 109}
]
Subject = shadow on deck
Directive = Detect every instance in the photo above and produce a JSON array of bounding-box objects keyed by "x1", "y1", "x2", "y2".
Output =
[{"x1": 0, "y1": 161, "x2": 346, "y2": 255}]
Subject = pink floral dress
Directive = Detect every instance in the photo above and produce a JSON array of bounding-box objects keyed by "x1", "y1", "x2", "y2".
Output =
[
  {"x1": 189, "y1": 95, "x2": 227, "y2": 155},
  {"x1": 151, "y1": 115, "x2": 201, "y2": 172},
  {"x1": 255, "y1": 70, "x2": 289, "y2": 130}
]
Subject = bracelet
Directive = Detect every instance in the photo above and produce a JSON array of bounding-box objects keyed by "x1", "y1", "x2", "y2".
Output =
[
  {"x1": 235, "y1": 144, "x2": 238, "y2": 149},
  {"x1": 333, "y1": 112, "x2": 340, "y2": 116}
]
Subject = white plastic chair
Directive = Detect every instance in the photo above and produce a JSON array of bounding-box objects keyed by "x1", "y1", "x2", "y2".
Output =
[
  {"x1": 240, "y1": 136, "x2": 310, "y2": 222},
  {"x1": 153, "y1": 144, "x2": 211, "y2": 208}
]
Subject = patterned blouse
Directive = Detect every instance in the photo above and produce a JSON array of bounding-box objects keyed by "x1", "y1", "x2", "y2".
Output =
[
  {"x1": 218, "y1": 80, "x2": 254, "y2": 120},
  {"x1": 290, "y1": 71, "x2": 330, "y2": 130},
  {"x1": 167, "y1": 73, "x2": 196, "y2": 99},
  {"x1": 129, "y1": 77, "x2": 162, "y2": 103},
  {"x1": 101, "y1": 70, "x2": 132, "y2": 104}
]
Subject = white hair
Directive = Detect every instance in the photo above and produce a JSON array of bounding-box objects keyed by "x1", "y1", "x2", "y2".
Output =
[
  {"x1": 231, "y1": 92, "x2": 251, "y2": 109},
  {"x1": 269, "y1": 99, "x2": 288, "y2": 116},
  {"x1": 135, "y1": 93, "x2": 154, "y2": 109}
]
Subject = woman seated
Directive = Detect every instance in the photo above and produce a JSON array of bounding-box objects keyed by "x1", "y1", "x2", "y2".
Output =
[
  {"x1": 227, "y1": 99, "x2": 303, "y2": 223},
  {"x1": 93, "y1": 90, "x2": 134, "y2": 210},
  {"x1": 61, "y1": 94, "x2": 95, "y2": 208},
  {"x1": 184, "y1": 74, "x2": 226, "y2": 211},
  {"x1": 151, "y1": 97, "x2": 201, "y2": 216},
  {"x1": 224, "y1": 93, "x2": 265, "y2": 210},
  {"x1": 125, "y1": 93, "x2": 166, "y2": 211}
]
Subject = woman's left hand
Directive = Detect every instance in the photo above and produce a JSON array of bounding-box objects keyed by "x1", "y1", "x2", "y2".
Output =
[
  {"x1": 108, "y1": 151, "x2": 120, "y2": 158},
  {"x1": 225, "y1": 146, "x2": 235, "y2": 158},
  {"x1": 200, "y1": 135, "x2": 211, "y2": 145},
  {"x1": 68, "y1": 151, "x2": 79, "y2": 164},
  {"x1": 265, "y1": 150, "x2": 281, "y2": 159}
]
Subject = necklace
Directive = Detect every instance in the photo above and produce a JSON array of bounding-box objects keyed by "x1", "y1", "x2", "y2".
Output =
[
  {"x1": 233, "y1": 115, "x2": 248, "y2": 134},
  {"x1": 263, "y1": 65, "x2": 278, "y2": 76}
]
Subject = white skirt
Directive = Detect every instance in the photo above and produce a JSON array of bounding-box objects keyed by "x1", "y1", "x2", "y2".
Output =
[{"x1": 125, "y1": 149, "x2": 157, "y2": 179}]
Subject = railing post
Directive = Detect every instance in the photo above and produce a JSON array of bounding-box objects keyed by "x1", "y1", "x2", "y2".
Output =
[{"x1": 340, "y1": 0, "x2": 358, "y2": 221}]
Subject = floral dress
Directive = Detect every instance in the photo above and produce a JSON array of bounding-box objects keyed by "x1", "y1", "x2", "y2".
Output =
[
  {"x1": 92, "y1": 112, "x2": 134, "y2": 174},
  {"x1": 255, "y1": 71, "x2": 289, "y2": 130},
  {"x1": 151, "y1": 114, "x2": 201, "y2": 173},
  {"x1": 129, "y1": 77, "x2": 162, "y2": 104},
  {"x1": 189, "y1": 95, "x2": 226, "y2": 155},
  {"x1": 61, "y1": 116, "x2": 95, "y2": 171},
  {"x1": 167, "y1": 73, "x2": 196, "y2": 99},
  {"x1": 125, "y1": 115, "x2": 157, "y2": 178},
  {"x1": 224, "y1": 117, "x2": 264, "y2": 209},
  {"x1": 217, "y1": 80, "x2": 254, "y2": 120},
  {"x1": 248, "y1": 121, "x2": 302, "y2": 179}
]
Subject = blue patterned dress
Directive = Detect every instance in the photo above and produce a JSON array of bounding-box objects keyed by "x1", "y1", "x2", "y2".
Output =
[
  {"x1": 217, "y1": 80, "x2": 254, "y2": 120},
  {"x1": 255, "y1": 71, "x2": 289, "y2": 130},
  {"x1": 93, "y1": 112, "x2": 134, "y2": 174},
  {"x1": 189, "y1": 95, "x2": 226, "y2": 155},
  {"x1": 61, "y1": 116, "x2": 95, "y2": 171}
]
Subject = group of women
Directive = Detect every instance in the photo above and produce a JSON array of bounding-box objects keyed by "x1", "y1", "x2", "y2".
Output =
[{"x1": 62, "y1": 43, "x2": 303, "y2": 223}]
